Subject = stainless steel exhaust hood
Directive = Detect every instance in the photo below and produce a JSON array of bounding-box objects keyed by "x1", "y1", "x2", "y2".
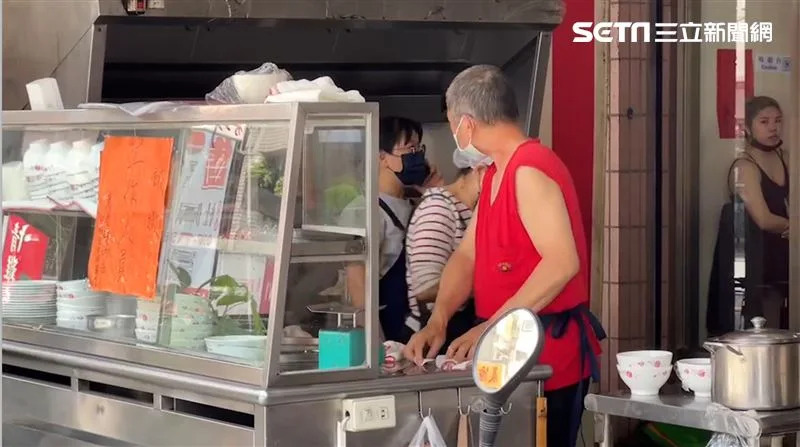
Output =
[{"x1": 4, "y1": 0, "x2": 562, "y2": 129}]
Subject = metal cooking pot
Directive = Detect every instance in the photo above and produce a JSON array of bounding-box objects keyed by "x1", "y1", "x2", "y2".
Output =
[{"x1": 704, "y1": 316, "x2": 800, "y2": 410}]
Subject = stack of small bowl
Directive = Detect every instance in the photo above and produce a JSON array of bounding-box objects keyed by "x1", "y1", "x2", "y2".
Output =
[
  {"x1": 205, "y1": 335, "x2": 268, "y2": 362},
  {"x1": 136, "y1": 293, "x2": 214, "y2": 350},
  {"x1": 676, "y1": 358, "x2": 712, "y2": 398},
  {"x1": 617, "y1": 350, "x2": 673, "y2": 396},
  {"x1": 56, "y1": 279, "x2": 106, "y2": 330}
]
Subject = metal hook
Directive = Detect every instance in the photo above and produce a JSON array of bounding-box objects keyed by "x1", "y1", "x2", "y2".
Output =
[
  {"x1": 457, "y1": 388, "x2": 471, "y2": 416},
  {"x1": 419, "y1": 408, "x2": 432, "y2": 419},
  {"x1": 500, "y1": 402, "x2": 513, "y2": 415}
]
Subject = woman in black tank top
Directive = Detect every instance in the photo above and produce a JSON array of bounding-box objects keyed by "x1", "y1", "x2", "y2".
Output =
[{"x1": 728, "y1": 96, "x2": 789, "y2": 328}]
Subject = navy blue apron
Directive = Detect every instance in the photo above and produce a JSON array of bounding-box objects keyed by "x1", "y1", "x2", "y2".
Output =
[
  {"x1": 378, "y1": 199, "x2": 412, "y2": 344},
  {"x1": 539, "y1": 304, "x2": 607, "y2": 444}
]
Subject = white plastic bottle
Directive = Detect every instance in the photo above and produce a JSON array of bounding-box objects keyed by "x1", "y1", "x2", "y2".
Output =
[
  {"x1": 43, "y1": 141, "x2": 70, "y2": 200},
  {"x1": 22, "y1": 139, "x2": 50, "y2": 200},
  {"x1": 65, "y1": 139, "x2": 94, "y2": 200}
]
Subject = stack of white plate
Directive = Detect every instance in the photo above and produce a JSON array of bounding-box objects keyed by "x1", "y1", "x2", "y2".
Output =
[
  {"x1": 2, "y1": 280, "x2": 57, "y2": 324},
  {"x1": 136, "y1": 293, "x2": 214, "y2": 349},
  {"x1": 56, "y1": 279, "x2": 107, "y2": 330}
]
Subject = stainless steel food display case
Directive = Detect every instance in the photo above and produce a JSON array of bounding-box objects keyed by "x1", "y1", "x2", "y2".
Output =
[{"x1": 1, "y1": 103, "x2": 552, "y2": 447}]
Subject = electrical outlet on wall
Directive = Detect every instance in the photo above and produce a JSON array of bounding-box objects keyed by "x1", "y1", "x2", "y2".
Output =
[
  {"x1": 147, "y1": 0, "x2": 165, "y2": 8},
  {"x1": 342, "y1": 396, "x2": 396, "y2": 432}
]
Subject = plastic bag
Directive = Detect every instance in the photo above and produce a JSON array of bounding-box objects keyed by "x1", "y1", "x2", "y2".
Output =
[
  {"x1": 205, "y1": 62, "x2": 292, "y2": 104},
  {"x1": 409, "y1": 415, "x2": 447, "y2": 447},
  {"x1": 705, "y1": 433, "x2": 749, "y2": 447},
  {"x1": 704, "y1": 403, "x2": 760, "y2": 447}
]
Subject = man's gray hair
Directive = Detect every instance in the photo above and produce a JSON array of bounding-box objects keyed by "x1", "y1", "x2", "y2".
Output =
[{"x1": 445, "y1": 65, "x2": 519, "y2": 124}]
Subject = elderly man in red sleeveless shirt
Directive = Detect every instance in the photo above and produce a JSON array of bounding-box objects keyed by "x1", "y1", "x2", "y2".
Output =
[{"x1": 404, "y1": 65, "x2": 606, "y2": 447}]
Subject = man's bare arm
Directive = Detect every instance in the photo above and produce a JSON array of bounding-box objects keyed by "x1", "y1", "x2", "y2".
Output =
[{"x1": 490, "y1": 167, "x2": 580, "y2": 321}]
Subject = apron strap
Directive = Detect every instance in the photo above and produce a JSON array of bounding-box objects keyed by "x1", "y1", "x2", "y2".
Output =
[
  {"x1": 540, "y1": 304, "x2": 607, "y2": 442},
  {"x1": 379, "y1": 198, "x2": 406, "y2": 231}
]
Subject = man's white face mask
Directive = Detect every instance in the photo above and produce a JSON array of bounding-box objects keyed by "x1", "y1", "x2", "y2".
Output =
[
  {"x1": 453, "y1": 116, "x2": 487, "y2": 160},
  {"x1": 452, "y1": 146, "x2": 492, "y2": 171}
]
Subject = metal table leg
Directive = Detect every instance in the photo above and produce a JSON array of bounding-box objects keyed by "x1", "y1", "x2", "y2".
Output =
[{"x1": 598, "y1": 413, "x2": 612, "y2": 447}]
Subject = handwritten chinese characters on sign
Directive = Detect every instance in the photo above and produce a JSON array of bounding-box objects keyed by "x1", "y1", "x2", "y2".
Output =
[
  {"x1": 476, "y1": 361, "x2": 506, "y2": 391},
  {"x1": 1, "y1": 215, "x2": 49, "y2": 281},
  {"x1": 88, "y1": 136, "x2": 174, "y2": 299}
]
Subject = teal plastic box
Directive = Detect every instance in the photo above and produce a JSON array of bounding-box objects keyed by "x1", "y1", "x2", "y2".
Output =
[{"x1": 318, "y1": 328, "x2": 366, "y2": 369}]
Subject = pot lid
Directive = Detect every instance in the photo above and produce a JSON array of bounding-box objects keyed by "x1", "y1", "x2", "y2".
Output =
[{"x1": 713, "y1": 317, "x2": 800, "y2": 344}]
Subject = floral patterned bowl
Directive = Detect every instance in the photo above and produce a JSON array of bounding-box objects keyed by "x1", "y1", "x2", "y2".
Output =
[
  {"x1": 676, "y1": 358, "x2": 712, "y2": 398},
  {"x1": 616, "y1": 363, "x2": 672, "y2": 396},
  {"x1": 616, "y1": 350, "x2": 673, "y2": 370}
]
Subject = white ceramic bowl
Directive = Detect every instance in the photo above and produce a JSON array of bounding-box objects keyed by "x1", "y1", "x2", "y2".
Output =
[
  {"x1": 617, "y1": 350, "x2": 673, "y2": 369},
  {"x1": 57, "y1": 301, "x2": 104, "y2": 309},
  {"x1": 56, "y1": 318, "x2": 87, "y2": 330},
  {"x1": 173, "y1": 293, "x2": 208, "y2": 307},
  {"x1": 135, "y1": 328, "x2": 158, "y2": 342},
  {"x1": 676, "y1": 358, "x2": 712, "y2": 398},
  {"x1": 169, "y1": 339, "x2": 206, "y2": 350},
  {"x1": 205, "y1": 335, "x2": 267, "y2": 349},
  {"x1": 57, "y1": 297, "x2": 105, "y2": 307},
  {"x1": 56, "y1": 312, "x2": 89, "y2": 321},
  {"x1": 617, "y1": 363, "x2": 671, "y2": 396},
  {"x1": 206, "y1": 344, "x2": 265, "y2": 361}
]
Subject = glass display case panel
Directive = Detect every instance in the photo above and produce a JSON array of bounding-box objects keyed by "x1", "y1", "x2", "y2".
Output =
[
  {"x1": 1, "y1": 117, "x2": 292, "y2": 368},
  {"x1": 278, "y1": 260, "x2": 359, "y2": 374},
  {"x1": 269, "y1": 107, "x2": 379, "y2": 382},
  {"x1": 302, "y1": 114, "x2": 369, "y2": 236}
]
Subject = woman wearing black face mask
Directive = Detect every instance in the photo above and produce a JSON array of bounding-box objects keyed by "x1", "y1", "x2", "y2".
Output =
[
  {"x1": 727, "y1": 96, "x2": 789, "y2": 329},
  {"x1": 342, "y1": 117, "x2": 436, "y2": 343}
]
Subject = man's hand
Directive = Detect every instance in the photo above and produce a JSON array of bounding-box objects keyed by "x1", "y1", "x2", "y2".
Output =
[
  {"x1": 404, "y1": 321, "x2": 446, "y2": 365},
  {"x1": 446, "y1": 321, "x2": 489, "y2": 363}
]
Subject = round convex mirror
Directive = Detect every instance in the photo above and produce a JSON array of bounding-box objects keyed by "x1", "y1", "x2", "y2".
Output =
[{"x1": 472, "y1": 308, "x2": 544, "y2": 394}]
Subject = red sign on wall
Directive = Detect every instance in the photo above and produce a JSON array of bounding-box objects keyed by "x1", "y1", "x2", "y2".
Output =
[{"x1": 716, "y1": 49, "x2": 754, "y2": 139}]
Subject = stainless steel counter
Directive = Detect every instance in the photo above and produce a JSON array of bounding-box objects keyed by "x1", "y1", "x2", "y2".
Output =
[
  {"x1": 585, "y1": 390, "x2": 800, "y2": 446},
  {"x1": 268, "y1": 366, "x2": 553, "y2": 405},
  {"x1": 4, "y1": 341, "x2": 551, "y2": 446},
  {"x1": 5, "y1": 338, "x2": 551, "y2": 406}
]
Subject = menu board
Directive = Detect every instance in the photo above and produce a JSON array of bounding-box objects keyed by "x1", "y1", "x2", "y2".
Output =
[
  {"x1": 161, "y1": 126, "x2": 241, "y2": 295},
  {"x1": 88, "y1": 136, "x2": 174, "y2": 298}
]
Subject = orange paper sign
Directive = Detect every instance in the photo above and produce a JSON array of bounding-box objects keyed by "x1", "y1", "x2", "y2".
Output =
[
  {"x1": 476, "y1": 361, "x2": 506, "y2": 390},
  {"x1": 88, "y1": 136, "x2": 174, "y2": 299}
]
